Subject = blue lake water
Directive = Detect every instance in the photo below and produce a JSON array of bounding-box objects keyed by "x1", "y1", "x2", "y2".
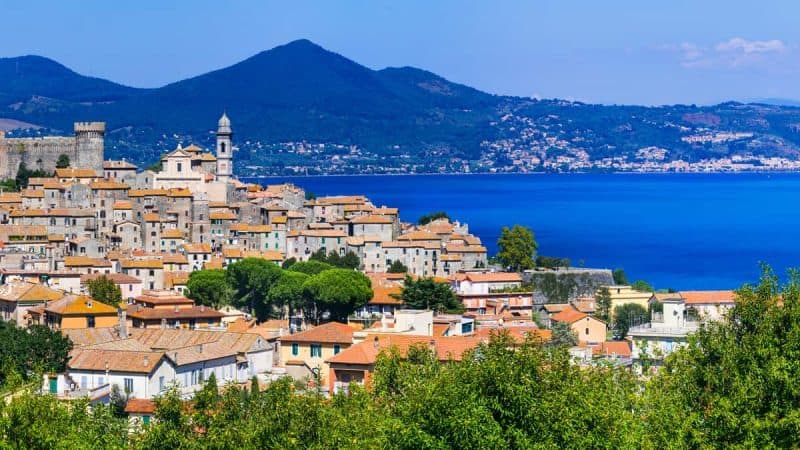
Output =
[{"x1": 242, "y1": 173, "x2": 800, "y2": 290}]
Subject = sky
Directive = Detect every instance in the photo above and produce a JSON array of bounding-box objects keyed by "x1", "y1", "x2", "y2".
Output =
[{"x1": 2, "y1": 0, "x2": 799, "y2": 105}]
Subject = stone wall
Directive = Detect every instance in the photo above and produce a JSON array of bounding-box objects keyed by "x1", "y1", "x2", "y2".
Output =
[
  {"x1": 523, "y1": 268, "x2": 615, "y2": 304},
  {"x1": 0, "y1": 122, "x2": 104, "y2": 179}
]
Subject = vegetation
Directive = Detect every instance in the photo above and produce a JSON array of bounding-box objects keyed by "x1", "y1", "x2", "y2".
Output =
[
  {"x1": 387, "y1": 260, "x2": 409, "y2": 274},
  {"x1": 309, "y1": 249, "x2": 361, "y2": 270},
  {"x1": 55, "y1": 154, "x2": 70, "y2": 169},
  {"x1": 301, "y1": 269, "x2": 372, "y2": 323},
  {"x1": 305, "y1": 191, "x2": 316, "y2": 201},
  {"x1": 613, "y1": 303, "x2": 648, "y2": 338},
  {"x1": 287, "y1": 259, "x2": 335, "y2": 276},
  {"x1": 4, "y1": 269, "x2": 800, "y2": 448},
  {"x1": 86, "y1": 275, "x2": 123, "y2": 307},
  {"x1": 0, "y1": 322, "x2": 72, "y2": 390},
  {"x1": 535, "y1": 255, "x2": 571, "y2": 268},
  {"x1": 14, "y1": 162, "x2": 49, "y2": 190},
  {"x1": 399, "y1": 275, "x2": 464, "y2": 313},
  {"x1": 550, "y1": 321, "x2": 578, "y2": 347},
  {"x1": 612, "y1": 268, "x2": 628, "y2": 285},
  {"x1": 496, "y1": 224, "x2": 538, "y2": 272},
  {"x1": 417, "y1": 211, "x2": 449, "y2": 225},
  {"x1": 631, "y1": 279, "x2": 655, "y2": 292},
  {"x1": 185, "y1": 269, "x2": 231, "y2": 308},
  {"x1": 595, "y1": 286, "x2": 612, "y2": 322}
]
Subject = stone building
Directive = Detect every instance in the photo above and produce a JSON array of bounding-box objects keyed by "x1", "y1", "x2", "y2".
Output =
[{"x1": 0, "y1": 122, "x2": 105, "y2": 178}]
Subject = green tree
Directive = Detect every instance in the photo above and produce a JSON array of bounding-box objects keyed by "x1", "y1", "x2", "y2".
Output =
[
  {"x1": 309, "y1": 248, "x2": 329, "y2": 264},
  {"x1": 55, "y1": 154, "x2": 70, "y2": 169},
  {"x1": 287, "y1": 259, "x2": 335, "y2": 275},
  {"x1": 400, "y1": 275, "x2": 464, "y2": 313},
  {"x1": 226, "y1": 258, "x2": 283, "y2": 320},
  {"x1": 496, "y1": 224, "x2": 538, "y2": 272},
  {"x1": 86, "y1": 275, "x2": 123, "y2": 307},
  {"x1": 302, "y1": 269, "x2": 372, "y2": 322},
  {"x1": 185, "y1": 269, "x2": 230, "y2": 308},
  {"x1": 387, "y1": 260, "x2": 409, "y2": 273},
  {"x1": 612, "y1": 268, "x2": 628, "y2": 285},
  {"x1": 0, "y1": 322, "x2": 71, "y2": 386},
  {"x1": 267, "y1": 270, "x2": 309, "y2": 318},
  {"x1": 613, "y1": 303, "x2": 648, "y2": 338},
  {"x1": 595, "y1": 286, "x2": 612, "y2": 322},
  {"x1": 536, "y1": 255, "x2": 571, "y2": 268},
  {"x1": 305, "y1": 191, "x2": 316, "y2": 201},
  {"x1": 418, "y1": 211, "x2": 449, "y2": 225},
  {"x1": 281, "y1": 257, "x2": 297, "y2": 269},
  {"x1": 339, "y1": 251, "x2": 360, "y2": 270},
  {"x1": 550, "y1": 320, "x2": 578, "y2": 346},
  {"x1": 642, "y1": 266, "x2": 800, "y2": 448},
  {"x1": 631, "y1": 279, "x2": 655, "y2": 292}
]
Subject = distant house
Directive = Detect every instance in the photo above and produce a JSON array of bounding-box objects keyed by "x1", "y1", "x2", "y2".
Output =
[
  {"x1": 33, "y1": 295, "x2": 118, "y2": 330},
  {"x1": 124, "y1": 398, "x2": 155, "y2": 430},
  {"x1": 550, "y1": 306, "x2": 607, "y2": 345},
  {"x1": 278, "y1": 322, "x2": 356, "y2": 387}
]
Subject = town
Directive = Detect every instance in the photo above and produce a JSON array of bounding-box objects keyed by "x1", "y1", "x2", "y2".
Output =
[{"x1": 0, "y1": 113, "x2": 740, "y2": 436}]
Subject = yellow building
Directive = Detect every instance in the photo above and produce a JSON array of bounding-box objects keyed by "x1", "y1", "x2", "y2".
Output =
[
  {"x1": 551, "y1": 306, "x2": 607, "y2": 345},
  {"x1": 40, "y1": 295, "x2": 118, "y2": 330},
  {"x1": 278, "y1": 322, "x2": 356, "y2": 386},
  {"x1": 599, "y1": 285, "x2": 652, "y2": 318}
]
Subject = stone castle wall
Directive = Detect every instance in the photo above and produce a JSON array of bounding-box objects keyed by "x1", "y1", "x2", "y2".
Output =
[{"x1": 0, "y1": 122, "x2": 104, "y2": 179}]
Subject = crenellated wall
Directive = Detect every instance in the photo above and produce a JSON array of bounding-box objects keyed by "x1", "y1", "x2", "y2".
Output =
[{"x1": 0, "y1": 122, "x2": 105, "y2": 178}]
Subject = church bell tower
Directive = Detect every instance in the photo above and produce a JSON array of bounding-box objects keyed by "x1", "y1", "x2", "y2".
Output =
[{"x1": 216, "y1": 112, "x2": 233, "y2": 182}]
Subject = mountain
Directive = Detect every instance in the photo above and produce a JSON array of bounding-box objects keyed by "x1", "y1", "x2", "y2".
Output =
[{"x1": 3, "y1": 40, "x2": 800, "y2": 174}]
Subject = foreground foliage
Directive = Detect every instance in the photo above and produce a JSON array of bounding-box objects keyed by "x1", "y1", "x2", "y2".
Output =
[{"x1": 4, "y1": 267, "x2": 800, "y2": 448}]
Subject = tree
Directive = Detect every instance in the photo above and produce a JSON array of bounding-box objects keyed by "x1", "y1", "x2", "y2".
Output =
[
  {"x1": 339, "y1": 251, "x2": 360, "y2": 270},
  {"x1": 631, "y1": 279, "x2": 655, "y2": 292},
  {"x1": 186, "y1": 269, "x2": 230, "y2": 308},
  {"x1": 0, "y1": 322, "x2": 71, "y2": 387},
  {"x1": 281, "y1": 257, "x2": 297, "y2": 270},
  {"x1": 86, "y1": 275, "x2": 123, "y2": 307},
  {"x1": 287, "y1": 259, "x2": 335, "y2": 276},
  {"x1": 612, "y1": 268, "x2": 628, "y2": 285},
  {"x1": 418, "y1": 211, "x2": 449, "y2": 225},
  {"x1": 267, "y1": 271, "x2": 309, "y2": 318},
  {"x1": 551, "y1": 320, "x2": 578, "y2": 346},
  {"x1": 595, "y1": 287, "x2": 612, "y2": 322},
  {"x1": 14, "y1": 162, "x2": 48, "y2": 190},
  {"x1": 308, "y1": 248, "x2": 329, "y2": 263},
  {"x1": 642, "y1": 266, "x2": 800, "y2": 448},
  {"x1": 496, "y1": 225, "x2": 538, "y2": 272},
  {"x1": 613, "y1": 303, "x2": 647, "y2": 338},
  {"x1": 387, "y1": 260, "x2": 408, "y2": 274},
  {"x1": 55, "y1": 154, "x2": 70, "y2": 169},
  {"x1": 536, "y1": 255, "x2": 570, "y2": 268},
  {"x1": 226, "y1": 258, "x2": 283, "y2": 320},
  {"x1": 305, "y1": 191, "x2": 316, "y2": 201},
  {"x1": 302, "y1": 269, "x2": 372, "y2": 322},
  {"x1": 400, "y1": 275, "x2": 464, "y2": 313}
]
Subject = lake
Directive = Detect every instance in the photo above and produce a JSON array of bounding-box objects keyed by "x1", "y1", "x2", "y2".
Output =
[{"x1": 242, "y1": 173, "x2": 800, "y2": 290}]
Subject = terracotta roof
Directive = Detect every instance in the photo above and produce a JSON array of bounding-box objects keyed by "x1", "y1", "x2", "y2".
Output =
[
  {"x1": 143, "y1": 213, "x2": 162, "y2": 223},
  {"x1": 598, "y1": 341, "x2": 631, "y2": 358},
  {"x1": 464, "y1": 272, "x2": 522, "y2": 283},
  {"x1": 124, "y1": 399, "x2": 155, "y2": 414},
  {"x1": 135, "y1": 290, "x2": 193, "y2": 306},
  {"x1": 127, "y1": 305, "x2": 224, "y2": 320},
  {"x1": 209, "y1": 210, "x2": 237, "y2": 220},
  {"x1": 474, "y1": 326, "x2": 552, "y2": 344},
  {"x1": 0, "y1": 281, "x2": 64, "y2": 302},
  {"x1": 64, "y1": 256, "x2": 111, "y2": 267},
  {"x1": 80, "y1": 273, "x2": 142, "y2": 284},
  {"x1": 183, "y1": 243, "x2": 211, "y2": 253},
  {"x1": 550, "y1": 307, "x2": 589, "y2": 324},
  {"x1": 167, "y1": 188, "x2": 193, "y2": 198},
  {"x1": 278, "y1": 322, "x2": 356, "y2": 344},
  {"x1": 351, "y1": 214, "x2": 393, "y2": 225},
  {"x1": 327, "y1": 335, "x2": 481, "y2": 366},
  {"x1": 103, "y1": 160, "x2": 137, "y2": 170},
  {"x1": 128, "y1": 189, "x2": 168, "y2": 197},
  {"x1": 161, "y1": 229, "x2": 184, "y2": 239},
  {"x1": 680, "y1": 290, "x2": 736, "y2": 305},
  {"x1": 113, "y1": 200, "x2": 133, "y2": 210},
  {"x1": 369, "y1": 285, "x2": 403, "y2": 305},
  {"x1": 90, "y1": 181, "x2": 129, "y2": 190},
  {"x1": 398, "y1": 230, "x2": 440, "y2": 241},
  {"x1": 55, "y1": 168, "x2": 98, "y2": 178},
  {"x1": 69, "y1": 349, "x2": 164, "y2": 373},
  {"x1": 120, "y1": 259, "x2": 164, "y2": 269},
  {"x1": 445, "y1": 244, "x2": 488, "y2": 253}
]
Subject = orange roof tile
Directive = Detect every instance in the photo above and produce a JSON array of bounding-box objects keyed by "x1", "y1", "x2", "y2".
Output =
[
  {"x1": 278, "y1": 322, "x2": 356, "y2": 344},
  {"x1": 680, "y1": 290, "x2": 736, "y2": 305}
]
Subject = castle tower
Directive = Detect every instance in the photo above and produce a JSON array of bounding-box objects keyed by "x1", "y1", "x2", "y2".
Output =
[
  {"x1": 216, "y1": 112, "x2": 233, "y2": 182},
  {"x1": 74, "y1": 122, "x2": 105, "y2": 171}
]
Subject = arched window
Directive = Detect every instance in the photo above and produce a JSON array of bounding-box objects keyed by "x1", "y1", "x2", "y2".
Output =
[{"x1": 220, "y1": 142, "x2": 226, "y2": 154}]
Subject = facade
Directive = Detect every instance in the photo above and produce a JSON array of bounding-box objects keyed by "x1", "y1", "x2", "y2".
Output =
[{"x1": 0, "y1": 122, "x2": 105, "y2": 178}]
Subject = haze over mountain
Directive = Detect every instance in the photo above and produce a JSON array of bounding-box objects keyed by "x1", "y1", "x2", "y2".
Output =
[{"x1": 2, "y1": 39, "x2": 800, "y2": 175}]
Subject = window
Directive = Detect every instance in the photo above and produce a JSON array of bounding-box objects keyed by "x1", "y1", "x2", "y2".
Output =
[
  {"x1": 124, "y1": 378, "x2": 134, "y2": 393},
  {"x1": 142, "y1": 415, "x2": 151, "y2": 426},
  {"x1": 80, "y1": 376, "x2": 88, "y2": 389},
  {"x1": 585, "y1": 328, "x2": 589, "y2": 335},
  {"x1": 177, "y1": 162, "x2": 182, "y2": 172},
  {"x1": 159, "y1": 376, "x2": 165, "y2": 391},
  {"x1": 333, "y1": 344, "x2": 341, "y2": 355},
  {"x1": 310, "y1": 344, "x2": 322, "y2": 358},
  {"x1": 87, "y1": 316, "x2": 95, "y2": 328},
  {"x1": 291, "y1": 343, "x2": 299, "y2": 356}
]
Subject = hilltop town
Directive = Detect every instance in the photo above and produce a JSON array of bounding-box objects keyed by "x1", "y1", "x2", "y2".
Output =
[{"x1": 0, "y1": 111, "x2": 745, "y2": 439}]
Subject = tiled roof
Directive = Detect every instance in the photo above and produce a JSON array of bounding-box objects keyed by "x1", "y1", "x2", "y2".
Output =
[
  {"x1": 127, "y1": 305, "x2": 224, "y2": 320},
  {"x1": 327, "y1": 335, "x2": 481, "y2": 366},
  {"x1": 120, "y1": 259, "x2": 164, "y2": 269},
  {"x1": 45, "y1": 296, "x2": 117, "y2": 316},
  {"x1": 278, "y1": 322, "x2": 356, "y2": 344},
  {"x1": 463, "y1": 272, "x2": 522, "y2": 283},
  {"x1": 680, "y1": 290, "x2": 737, "y2": 305},
  {"x1": 55, "y1": 168, "x2": 98, "y2": 178},
  {"x1": 69, "y1": 348, "x2": 164, "y2": 373},
  {"x1": 183, "y1": 243, "x2": 211, "y2": 253},
  {"x1": 550, "y1": 307, "x2": 589, "y2": 324},
  {"x1": 350, "y1": 214, "x2": 393, "y2": 225},
  {"x1": 125, "y1": 398, "x2": 155, "y2": 414},
  {"x1": 80, "y1": 273, "x2": 142, "y2": 284}
]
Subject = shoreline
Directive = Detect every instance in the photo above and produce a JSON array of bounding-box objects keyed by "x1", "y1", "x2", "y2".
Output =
[{"x1": 240, "y1": 170, "x2": 800, "y2": 179}]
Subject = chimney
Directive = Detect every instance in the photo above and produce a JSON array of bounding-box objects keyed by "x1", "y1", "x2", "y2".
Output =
[
  {"x1": 117, "y1": 308, "x2": 128, "y2": 339},
  {"x1": 373, "y1": 336, "x2": 379, "y2": 350},
  {"x1": 161, "y1": 318, "x2": 167, "y2": 329},
  {"x1": 173, "y1": 352, "x2": 178, "y2": 365},
  {"x1": 174, "y1": 305, "x2": 179, "y2": 313},
  {"x1": 196, "y1": 344, "x2": 203, "y2": 353},
  {"x1": 429, "y1": 339, "x2": 436, "y2": 354},
  {"x1": 200, "y1": 305, "x2": 205, "y2": 312},
  {"x1": 143, "y1": 356, "x2": 149, "y2": 366}
]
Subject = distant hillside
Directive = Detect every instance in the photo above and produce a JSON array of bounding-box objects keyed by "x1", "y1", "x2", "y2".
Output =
[{"x1": 3, "y1": 40, "x2": 800, "y2": 174}]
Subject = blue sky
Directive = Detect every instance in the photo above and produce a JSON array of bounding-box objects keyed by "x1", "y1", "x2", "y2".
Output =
[{"x1": 2, "y1": 0, "x2": 798, "y2": 105}]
